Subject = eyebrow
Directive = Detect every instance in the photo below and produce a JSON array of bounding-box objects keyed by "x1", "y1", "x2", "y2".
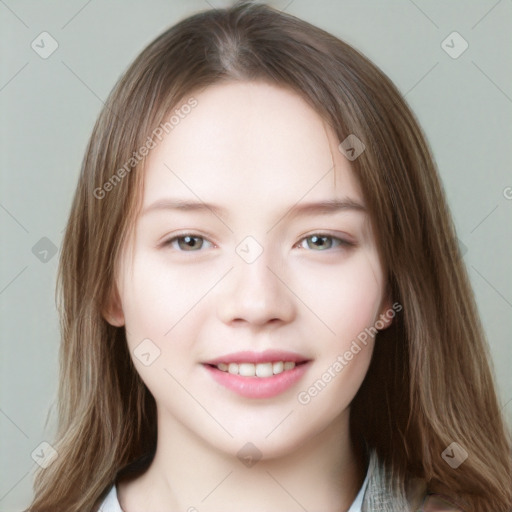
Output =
[{"x1": 141, "y1": 197, "x2": 366, "y2": 218}]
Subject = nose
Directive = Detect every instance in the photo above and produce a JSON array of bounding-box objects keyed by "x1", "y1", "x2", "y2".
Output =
[{"x1": 216, "y1": 248, "x2": 296, "y2": 328}]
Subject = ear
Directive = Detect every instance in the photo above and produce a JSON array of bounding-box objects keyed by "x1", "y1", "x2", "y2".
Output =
[
  {"x1": 376, "y1": 289, "x2": 395, "y2": 331},
  {"x1": 102, "y1": 285, "x2": 125, "y2": 327}
]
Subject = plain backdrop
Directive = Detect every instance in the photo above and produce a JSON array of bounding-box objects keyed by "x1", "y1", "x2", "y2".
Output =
[{"x1": 1, "y1": 0, "x2": 511, "y2": 510}]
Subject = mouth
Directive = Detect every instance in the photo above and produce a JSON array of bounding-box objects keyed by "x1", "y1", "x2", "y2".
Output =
[{"x1": 202, "y1": 350, "x2": 312, "y2": 399}]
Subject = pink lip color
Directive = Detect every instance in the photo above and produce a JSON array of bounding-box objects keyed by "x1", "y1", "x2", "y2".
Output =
[{"x1": 203, "y1": 360, "x2": 311, "y2": 399}]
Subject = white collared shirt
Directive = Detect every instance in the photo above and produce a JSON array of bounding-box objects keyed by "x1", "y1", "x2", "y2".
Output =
[{"x1": 99, "y1": 468, "x2": 369, "y2": 512}]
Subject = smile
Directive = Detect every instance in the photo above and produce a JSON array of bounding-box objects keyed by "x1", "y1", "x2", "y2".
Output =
[{"x1": 202, "y1": 350, "x2": 311, "y2": 399}]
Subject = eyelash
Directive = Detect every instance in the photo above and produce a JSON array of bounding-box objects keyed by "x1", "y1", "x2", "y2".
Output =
[{"x1": 161, "y1": 232, "x2": 355, "y2": 253}]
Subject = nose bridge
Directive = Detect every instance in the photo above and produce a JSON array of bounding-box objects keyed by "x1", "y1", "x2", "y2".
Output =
[
  {"x1": 236, "y1": 239, "x2": 275, "y2": 289},
  {"x1": 234, "y1": 234, "x2": 280, "y2": 301}
]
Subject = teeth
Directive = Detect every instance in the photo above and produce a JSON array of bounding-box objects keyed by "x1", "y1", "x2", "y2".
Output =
[
  {"x1": 256, "y1": 362, "x2": 273, "y2": 378},
  {"x1": 272, "y1": 361, "x2": 284, "y2": 374},
  {"x1": 239, "y1": 363, "x2": 256, "y2": 377},
  {"x1": 215, "y1": 361, "x2": 297, "y2": 377}
]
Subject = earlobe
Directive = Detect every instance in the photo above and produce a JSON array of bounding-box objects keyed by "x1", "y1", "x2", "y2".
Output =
[
  {"x1": 377, "y1": 294, "x2": 395, "y2": 331},
  {"x1": 102, "y1": 286, "x2": 125, "y2": 327}
]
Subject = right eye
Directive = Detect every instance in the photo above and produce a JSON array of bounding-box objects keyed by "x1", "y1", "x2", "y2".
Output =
[{"x1": 162, "y1": 233, "x2": 214, "y2": 252}]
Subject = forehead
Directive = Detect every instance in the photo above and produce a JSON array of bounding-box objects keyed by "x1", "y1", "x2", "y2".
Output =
[{"x1": 142, "y1": 80, "x2": 363, "y2": 211}]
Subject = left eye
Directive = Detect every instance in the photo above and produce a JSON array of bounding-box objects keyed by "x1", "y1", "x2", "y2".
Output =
[{"x1": 296, "y1": 234, "x2": 351, "y2": 251}]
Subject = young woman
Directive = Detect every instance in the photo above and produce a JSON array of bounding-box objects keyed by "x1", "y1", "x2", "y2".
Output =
[{"x1": 28, "y1": 2, "x2": 512, "y2": 511}]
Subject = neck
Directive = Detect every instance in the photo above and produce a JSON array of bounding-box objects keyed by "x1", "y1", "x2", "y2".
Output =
[{"x1": 118, "y1": 409, "x2": 366, "y2": 512}]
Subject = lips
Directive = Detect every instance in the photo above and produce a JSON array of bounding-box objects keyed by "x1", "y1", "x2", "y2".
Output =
[{"x1": 202, "y1": 350, "x2": 311, "y2": 399}]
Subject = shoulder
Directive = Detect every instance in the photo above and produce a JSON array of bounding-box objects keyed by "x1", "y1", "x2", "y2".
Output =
[
  {"x1": 405, "y1": 475, "x2": 463, "y2": 511},
  {"x1": 361, "y1": 448, "x2": 465, "y2": 512},
  {"x1": 418, "y1": 493, "x2": 465, "y2": 512},
  {"x1": 96, "y1": 484, "x2": 123, "y2": 512}
]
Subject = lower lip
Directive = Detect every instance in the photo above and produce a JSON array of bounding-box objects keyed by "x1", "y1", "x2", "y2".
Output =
[{"x1": 203, "y1": 362, "x2": 311, "y2": 399}]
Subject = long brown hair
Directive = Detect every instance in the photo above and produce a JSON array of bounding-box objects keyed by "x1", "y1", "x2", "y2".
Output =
[{"x1": 28, "y1": 2, "x2": 512, "y2": 511}]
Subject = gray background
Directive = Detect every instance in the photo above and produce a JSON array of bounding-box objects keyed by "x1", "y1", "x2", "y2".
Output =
[{"x1": 1, "y1": 0, "x2": 511, "y2": 509}]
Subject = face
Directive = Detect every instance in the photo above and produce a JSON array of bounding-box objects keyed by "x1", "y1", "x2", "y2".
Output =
[{"x1": 105, "y1": 81, "x2": 392, "y2": 459}]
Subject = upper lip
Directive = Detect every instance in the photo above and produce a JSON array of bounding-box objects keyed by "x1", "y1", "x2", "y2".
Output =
[{"x1": 203, "y1": 350, "x2": 310, "y2": 365}]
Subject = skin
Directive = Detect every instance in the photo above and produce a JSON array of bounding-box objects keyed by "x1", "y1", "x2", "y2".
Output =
[{"x1": 104, "y1": 80, "x2": 393, "y2": 512}]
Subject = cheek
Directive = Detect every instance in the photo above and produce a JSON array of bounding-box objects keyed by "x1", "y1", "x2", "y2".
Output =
[
  {"x1": 121, "y1": 252, "x2": 216, "y2": 341},
  {"x1": 294, "y1": 255, "x2": 382, "y2": 415},
  {"x1": 294, "y1": 250, "x2": 385, "y2": 350},
  {"x1": 117, "y1": 251, "x2": 229, "y2": 396}
]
